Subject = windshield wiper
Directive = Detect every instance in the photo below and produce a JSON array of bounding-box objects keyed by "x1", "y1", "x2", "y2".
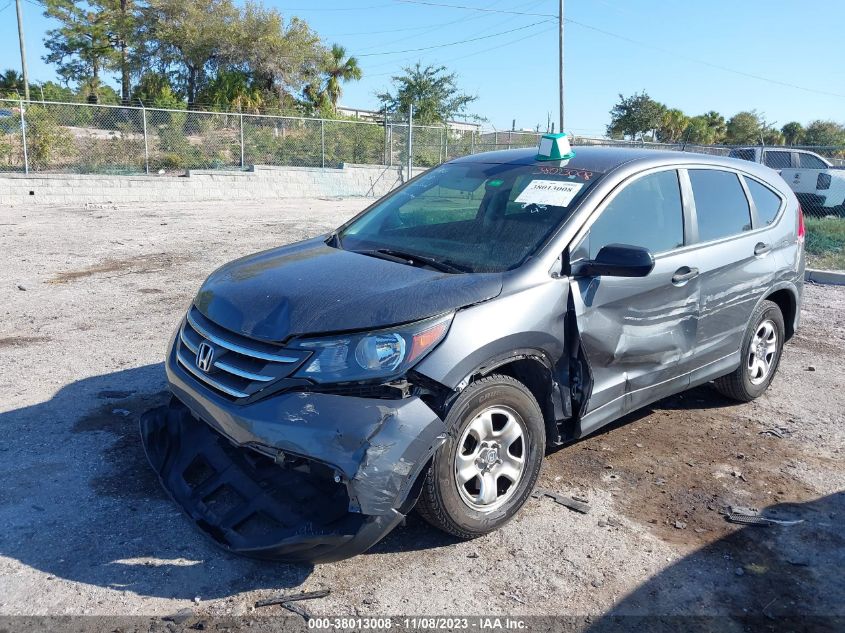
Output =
[{"x1": 356, "y1": 248, "x2": 467, "y2": 274}]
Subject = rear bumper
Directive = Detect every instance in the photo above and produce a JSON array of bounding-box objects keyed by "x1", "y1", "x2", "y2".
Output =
[{"x1": 138, "y1": 347, "x2": 448, "y2": 563}]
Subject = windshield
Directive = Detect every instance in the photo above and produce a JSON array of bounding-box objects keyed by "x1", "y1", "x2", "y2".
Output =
[{"x1": 336, "y1": 162, "x2": 601, "y2": 273}]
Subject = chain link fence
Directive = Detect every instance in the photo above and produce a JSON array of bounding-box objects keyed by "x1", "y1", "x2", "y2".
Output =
[
  {"x1": 1, "y1": 98, "x2": 844, "y2": 220},
  {"x1": 0, "y1": 99, "x2": 546, "y2": 176}
]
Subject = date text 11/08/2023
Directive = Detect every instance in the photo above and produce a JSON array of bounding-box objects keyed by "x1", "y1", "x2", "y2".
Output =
[{"x1": 307, "y1": 617, "x2": 528, "y2": 630}]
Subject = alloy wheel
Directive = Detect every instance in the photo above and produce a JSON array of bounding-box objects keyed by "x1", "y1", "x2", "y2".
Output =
[
  {"x1": 454, "y1": 406, "x2": 527, "y2": 512},
  {"x1": 747, "y1": 319, "x2": 778, "y2": 385}
]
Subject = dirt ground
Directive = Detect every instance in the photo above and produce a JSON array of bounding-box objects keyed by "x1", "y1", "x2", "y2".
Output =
[{"x1": 0, "y1": 199, "x2": 843, "y2": 628}]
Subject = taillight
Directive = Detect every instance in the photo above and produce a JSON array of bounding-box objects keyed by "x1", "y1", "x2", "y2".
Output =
[
  {"x1": 818, "y1": 173, "x2": 831, "y2": 190},
  {"x1": 797, "y1": 206, "x2": 805, "y2": 243}
]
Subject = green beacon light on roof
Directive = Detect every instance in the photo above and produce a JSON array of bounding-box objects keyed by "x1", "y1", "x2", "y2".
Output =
[{"x1": 536, "y1": 132, "x2": 575, "y2": 161}]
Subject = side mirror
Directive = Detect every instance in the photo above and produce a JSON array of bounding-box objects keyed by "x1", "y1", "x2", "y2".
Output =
[{"x1": 574, "y1": 243, "x2": 655, "y2": 278}]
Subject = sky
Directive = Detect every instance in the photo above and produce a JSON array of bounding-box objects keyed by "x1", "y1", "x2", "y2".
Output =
[{"x1": 2, "y1": 0, "x2": 845, "y2": 134}]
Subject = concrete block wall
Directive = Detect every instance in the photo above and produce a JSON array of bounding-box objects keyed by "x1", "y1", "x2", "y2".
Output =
[{"x1": 0, "y1": 163, "x2": 422, "y2": 207}]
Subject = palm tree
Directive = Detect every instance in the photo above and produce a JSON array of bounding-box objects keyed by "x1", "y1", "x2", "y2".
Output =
[
  {"x1": 324, "y1": 45, "x2": 362, "y2": 112},
  {"x1": 304, "y1": 81, "x2": 330, "y2": 114},
  {"x1": 702, "y1": 111, "x2": 727, "y2": 142},
  {"x1": 781, "y1": 122, "x2": 804, "y2": 146},
  {"x1": 658, "y1": 108, "x2": 689, "y2": 143},
  {"x1": 0, "y1": 69, "x2": 25, "y2": 96}
]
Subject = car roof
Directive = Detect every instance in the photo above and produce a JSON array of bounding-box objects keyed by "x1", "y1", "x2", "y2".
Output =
[{"x1": 449, "y1": 145, "x2": 760, "y2": 174}]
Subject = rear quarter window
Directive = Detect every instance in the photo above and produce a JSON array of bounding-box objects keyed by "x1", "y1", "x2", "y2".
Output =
[
  {"x1": 689, "y1": 169, "x2": 752, "y2": 242},
  {"x1": 744, "y1": 177, "x2": 783, "y2": 226}
]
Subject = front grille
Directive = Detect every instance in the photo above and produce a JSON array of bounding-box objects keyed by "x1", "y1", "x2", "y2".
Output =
[{"x1": 175, "y1": 307, "x2": 309, "y2": 400}]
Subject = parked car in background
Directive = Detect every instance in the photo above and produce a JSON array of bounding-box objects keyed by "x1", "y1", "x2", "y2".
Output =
[
  {"x1": 729, "y1": 146, "x2": 845, "y2": 216},
  {"x1": 141, "y1": 140, "x2": 805, "y2": 563},
  {"x1": 0, "y1": 108, "x2": 20, "y2": 134}
]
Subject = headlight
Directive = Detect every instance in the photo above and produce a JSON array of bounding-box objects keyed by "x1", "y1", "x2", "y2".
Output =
[{"x1": 290, "y1": 313, "x2": 453, "y2": 383}]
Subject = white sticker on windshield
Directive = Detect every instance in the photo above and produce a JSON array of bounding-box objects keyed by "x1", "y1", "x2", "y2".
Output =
[{"x1": 514, "y1": 179, "x2": 584, "y2": 207}]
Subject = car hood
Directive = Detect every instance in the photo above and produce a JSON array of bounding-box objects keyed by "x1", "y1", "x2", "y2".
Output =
[{"x1": 193, "y1": 237, "x2": 503, "y2": 342}]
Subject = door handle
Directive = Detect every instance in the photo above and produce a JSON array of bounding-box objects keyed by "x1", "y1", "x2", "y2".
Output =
[
  {"x1": 671, "y1": 266, "x2": 699, "y2": 285},
  {"x1": 754, "y1": 242, "x2": 771, "y2": 256}
]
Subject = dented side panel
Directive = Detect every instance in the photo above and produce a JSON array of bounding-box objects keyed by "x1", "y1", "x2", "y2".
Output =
[
  {"x1": 569, "y1": 249, "x2": 701, "y2": 427},
  {"x1": 693, "y1": 223, "x2": 791, "y2": 368}
]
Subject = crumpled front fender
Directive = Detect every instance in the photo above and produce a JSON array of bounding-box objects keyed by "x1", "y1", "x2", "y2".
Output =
[{"x1": 140, "y1": 355, "x2": 449, "y2": 562}]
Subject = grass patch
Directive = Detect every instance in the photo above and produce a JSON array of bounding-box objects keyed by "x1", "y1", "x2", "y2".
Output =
[{"x1": 806, "y1": 217, "x2": 845, "y2": 270}]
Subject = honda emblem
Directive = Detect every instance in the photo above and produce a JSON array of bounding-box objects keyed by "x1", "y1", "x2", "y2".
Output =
[{"x1": 196, "y1": 342, "x2": 214, "y2": 373}]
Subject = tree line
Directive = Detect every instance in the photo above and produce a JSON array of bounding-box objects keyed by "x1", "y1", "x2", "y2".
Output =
[
  {"x1": 17, "y1": 0, "x2": 362, "y2": 116},
  {"x1": 0, "y1": 0, "x2": 480, "y2": 127},
  {"x1": 607, "y1": 91, "x2": 845, "y2": 147}
]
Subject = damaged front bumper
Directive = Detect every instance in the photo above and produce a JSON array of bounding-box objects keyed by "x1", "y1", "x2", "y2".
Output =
[{"x1": 139, "y1": 358, "x2": 447, "y2": 563}]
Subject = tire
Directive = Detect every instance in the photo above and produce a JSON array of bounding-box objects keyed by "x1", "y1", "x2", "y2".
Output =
[
  {"x1": 713, "y1": 300, "x2": 785, "y2": 402},
  {"x1": 416, "y1": 374, "x2": 545, "y2": 539}
]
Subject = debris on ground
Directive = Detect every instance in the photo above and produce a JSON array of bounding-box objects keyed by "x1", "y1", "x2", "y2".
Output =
[
  {"x1": 253, "y1": 589, "x2": 331, "y2": 620},
  {"x1": 759, "y1": 427, "x2": 790, "y2": 438},
  {"x1": 531, "y1": 488, "x2": 591, "y2": 514},
  {"x1": 255, "y1": 589, "x2": 330, "y2": 608},
  {"x1": 725, "y1": 506, "x2": 805, "y2": 527},
  {"x1": 163, "y1": 608, "x2": 194, "y2": 625}
]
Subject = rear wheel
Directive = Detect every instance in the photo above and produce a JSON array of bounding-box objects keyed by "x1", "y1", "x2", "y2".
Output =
[
  {"x1": 713, "y1": 300, "x2": 785, "y2": 402},
  {"x1": 416, "y1": 374, "x2": 545, "y2": 539}
]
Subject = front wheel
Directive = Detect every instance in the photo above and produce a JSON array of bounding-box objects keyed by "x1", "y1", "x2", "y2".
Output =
[
  {"x1": 713, "y1": 299, "x2": 785, "y2": 402},
  {"x1": 416, "y1": 374, "x2": 545, "y2": 539}
]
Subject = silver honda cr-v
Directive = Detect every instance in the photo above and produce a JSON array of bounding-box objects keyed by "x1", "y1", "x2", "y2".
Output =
[{"x1": 141, "y1": 140, "x2": 804, "y2": 563}]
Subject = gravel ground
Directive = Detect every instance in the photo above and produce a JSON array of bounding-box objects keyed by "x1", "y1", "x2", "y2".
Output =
[{"x1": 0, "y1": 199, "x2": 843, "y2": 626}]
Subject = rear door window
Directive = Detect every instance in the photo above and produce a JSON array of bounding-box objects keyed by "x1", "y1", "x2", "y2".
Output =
[
  {"x1": 798, "y1": 153, "x2": 828, "y2": 169},
  {"x1": 744, "y1": 177, "x2": 783, "y2": 226},
  {"x1": 763, "y1": 151, "x2": 792, "y2": 169},
  {"x1": 688, "y1": 170, "x2": 752, "y2": 242},
  {"x1": 588, "y1": 170, "x2": 684, "y2": 258}
]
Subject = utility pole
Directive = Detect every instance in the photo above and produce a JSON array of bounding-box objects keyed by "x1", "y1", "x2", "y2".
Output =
[
  {"x1": 407, "y1": 104, "x2": 414, "y2": 181},
  {"x1": 15, "y1": 0, "x2": 30, "y2": 101},
  {"x1": 558, "y1": 0, "x2": 564, "y2": 132}
]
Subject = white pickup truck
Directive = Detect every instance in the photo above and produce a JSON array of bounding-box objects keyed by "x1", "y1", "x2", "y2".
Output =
[{"x1": 729, "y1": 147, "x2": 845, "y2": 216}]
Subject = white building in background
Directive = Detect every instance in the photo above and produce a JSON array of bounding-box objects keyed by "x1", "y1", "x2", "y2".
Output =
[{"x1": 337, "y1": 105, "x2": 481, "y2": 132}]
